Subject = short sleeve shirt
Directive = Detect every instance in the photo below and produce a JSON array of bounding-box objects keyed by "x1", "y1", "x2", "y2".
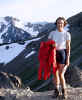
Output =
[{"x1": 48, "y1": 29, "x2": 71, "y2": 50}]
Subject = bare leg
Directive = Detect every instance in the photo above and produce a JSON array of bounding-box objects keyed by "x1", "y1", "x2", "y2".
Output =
[
  {"x1": 58, "y1": 64, "x2": 68, "y2": 99},
  {"x1": 59, "y1": 64, "x2": 67, "y2": 89},
  {"x1": 52, "y1": 68, "x2": 60, "y2": 98},
  {"x1": 53, "y1": 69, "x2": 60, "y2": 89}
]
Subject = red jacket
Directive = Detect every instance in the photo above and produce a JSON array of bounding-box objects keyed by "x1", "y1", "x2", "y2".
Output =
[{"x1": 38, "y1": 40, "x2": 57, "y2": 80}]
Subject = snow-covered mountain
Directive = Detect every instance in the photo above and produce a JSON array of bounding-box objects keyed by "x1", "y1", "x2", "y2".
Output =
[{"x1": 0, "y1": 16, "x2": 47, "y2": 44}]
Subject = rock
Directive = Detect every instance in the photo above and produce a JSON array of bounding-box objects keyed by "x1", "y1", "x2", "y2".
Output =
[
  {"x1": 0, "y1": 71, "x2": 22, "y2": 89},
  {"x1": 0, "y1": 88, "x2": 82, "y2": 100},
  {"x1": 0, "y1": 87, "x2": 34, "y2": 100}
]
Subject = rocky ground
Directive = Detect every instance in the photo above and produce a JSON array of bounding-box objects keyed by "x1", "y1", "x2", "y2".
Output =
[
  {"x1": 0, "y1": 87, "x2": 82, "y2": 100},
  {"x1": 0, "y1": 64, "x2": 82, "y2": 100}
]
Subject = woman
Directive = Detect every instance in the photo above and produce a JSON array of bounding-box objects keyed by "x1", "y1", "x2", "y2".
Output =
[{"x1": 48, "y1": 17, "x2": 71, "y2": 99}]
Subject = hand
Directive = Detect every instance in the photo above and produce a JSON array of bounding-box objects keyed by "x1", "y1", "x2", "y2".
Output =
[
  {"x1": 66, "y1": 59, "x2": 70, "y2": 66},
  {"x1": 63, "y1": 65, "x2": 68, "y2": 73},
  {"x1": 52, "y1": 44, "x2": 56, "y2": 47}
]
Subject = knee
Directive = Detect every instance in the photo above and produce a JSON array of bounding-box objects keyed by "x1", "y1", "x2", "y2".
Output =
[{"x1": 59, "y1": 72, "x2": 64, "y2": 79}]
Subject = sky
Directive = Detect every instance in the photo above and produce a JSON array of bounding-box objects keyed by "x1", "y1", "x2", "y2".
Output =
[{"x1": 0, "y1": 0, "x2": 82, "y2": 22}]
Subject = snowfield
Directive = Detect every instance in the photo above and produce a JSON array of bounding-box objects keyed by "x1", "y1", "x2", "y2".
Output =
[{"x1": 0, "y1": 38, "x2": 40, "y2": 65}]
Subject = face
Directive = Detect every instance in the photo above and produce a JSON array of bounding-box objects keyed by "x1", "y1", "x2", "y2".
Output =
[{"x1": 56, "y1": 19, "x2": 64, "y2": 31}]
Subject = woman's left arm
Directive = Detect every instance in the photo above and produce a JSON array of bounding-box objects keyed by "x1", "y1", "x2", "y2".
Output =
[{"x1": 66, "y1": 40, "x2": 71, "y2": 66}]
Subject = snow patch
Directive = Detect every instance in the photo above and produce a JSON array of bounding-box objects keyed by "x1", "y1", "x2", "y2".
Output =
[
  {"x1": 0, "y1": 43, "x2": 25, "y2": 65},
  {"x1": 0, "y1": 37, "x2": 41, "y2": 65},
  {"x1": 25, "y1": 51, "x2": 36, "y2": 58}
]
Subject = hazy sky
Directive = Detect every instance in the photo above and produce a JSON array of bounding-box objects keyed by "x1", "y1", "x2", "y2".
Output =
[{"x1": 0, "y1": 0, "x2": 82, "y2": 22}]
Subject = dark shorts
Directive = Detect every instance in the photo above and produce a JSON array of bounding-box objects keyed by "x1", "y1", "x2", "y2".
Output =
[{"x1": 56, "y1": 49, "x2": 67, "y2": 64}]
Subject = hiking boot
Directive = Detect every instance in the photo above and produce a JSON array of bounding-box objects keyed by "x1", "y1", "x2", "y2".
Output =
[
  {"x1": 62, "y1": 88, "x2": 68, "y2": 99},
  {"x1": 52, "y1": 88, "x2": 59, "y2": 98}
]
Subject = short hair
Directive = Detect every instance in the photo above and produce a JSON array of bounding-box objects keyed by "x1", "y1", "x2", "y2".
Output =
[{"x1": 55, "y1": 17, "x2": 67, "y2": 26}]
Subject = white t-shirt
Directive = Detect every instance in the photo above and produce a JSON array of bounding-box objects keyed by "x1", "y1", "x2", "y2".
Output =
[{"x1": 48, "y1": 29, "x2": 71, "y2": 50}]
